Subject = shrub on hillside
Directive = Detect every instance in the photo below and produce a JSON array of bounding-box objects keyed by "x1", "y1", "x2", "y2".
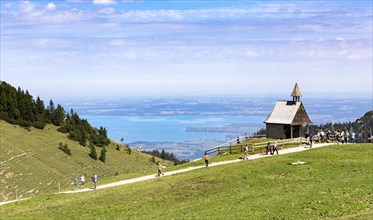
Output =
[
  {"x1": 0, "y1": 112, "x2": 17, "y2": 125},
  {"x1": 32, "y1": 120, "x2": 46, "y2": 129},
  {"x1": 89, "y1": 144, "x2": 98, "y2": 160},
  {"x1": 17, "y1": 119, "x2": 31, "y2": 128},
  {"x1": 127, "y1": 147, "x2": 132, "y2": 155},
  {"x1": 58, "y1": 142, "x2": 71, "y2": 156},
  {"x1": 149, "y1": 156, "x2": 156, "y2": 164},
  {"x1": 99, "y1": 147, "x2": 107, "y2": 163}
]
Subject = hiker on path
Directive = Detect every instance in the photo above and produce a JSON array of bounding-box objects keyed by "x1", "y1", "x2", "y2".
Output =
[
  {"x1": 204, "y1": 153, "x2": 209, "y2": 167},
  {"x1": 92, "y1": 174, "x2": 98, "y2": 189},
  {"x1": 243, "y1": 145, "x2": 249, "y2": 160},
  {"x1": 344, "y1": 131, "x2": 349, "y2": 144},
  {"x1": 72, "y1": 177, "x2": 78, "y2": 191},
  {"x1": 80, "y1": 174, "x2": 85, "y2": 189},
  {"x1": 320, "y1": 130, "x2": 325, "y2": 143},
  {"x1": 266, "y1": 142, "x2": 271, "y2": 155},
  {"x1": 272, "y1": 143, "x2": 278, "y2": 155},
  {"x1": 326, "y1": 130, "x2": 331, "y2": 143},
  {"x1": 157, "y1": 162, "x2": 164, "y2": 177},
  {"x1": 351, "y1": 131, "x2": 356, "y2": 143},
  {"x1": 334, "y1": 131, "x2": 340, "y2": 145}
]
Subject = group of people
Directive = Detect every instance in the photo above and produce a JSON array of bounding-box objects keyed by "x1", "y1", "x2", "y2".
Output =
[
  {"x1": 333, "y1": 130, "x2": 356, "y2": 145},
  {"x1": 266, "y1": 142, "x2": 278, "y2": 155},
  {"x1": 309, "y1": 130, "x2": 357, "y2": 145},
  {"x1": 72, "y1": 174, "x2": 98, "y2": 191}
]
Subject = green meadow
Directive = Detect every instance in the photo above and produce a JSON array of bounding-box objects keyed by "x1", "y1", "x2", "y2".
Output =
[
  {"x1": 1, "y1": 143, "x2": 372, "y2": 219},
  {"x1": 0, "y1": 120, "x2": 165, "y2": 201}
]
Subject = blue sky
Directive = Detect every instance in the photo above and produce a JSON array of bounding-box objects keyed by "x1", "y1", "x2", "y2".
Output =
[{"x1": 1, "y1": 0, "x2": 372, "y2": 99}]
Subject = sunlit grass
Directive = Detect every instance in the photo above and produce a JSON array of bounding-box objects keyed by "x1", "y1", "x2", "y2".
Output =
[{"x1": 2, "y1": 144, "x2": 372, "y2": 219}]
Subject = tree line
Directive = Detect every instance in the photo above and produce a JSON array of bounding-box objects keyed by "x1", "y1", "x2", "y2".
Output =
[
  {"x1": 0, "y1": 81, "x2": 110, "y2": 147},
  {"x1": 142, "y1": 149, "x2": 189, "y2": 165}
]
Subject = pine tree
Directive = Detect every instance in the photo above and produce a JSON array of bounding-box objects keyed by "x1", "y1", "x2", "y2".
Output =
[
  {"x1": 89, "y1": 142, "x2": 98, "y2": 160},
  {"x1": 58, "y1": 142, "x2": 71, "y2": 156},
  {"x1": 160, "y1": 149, "x2": 166, "y2": 160},
  {"x1": 35, "y1": 96, "x2": 45, "y2": 115},
  {"x1": 79, "y1": 127, "x2": 87, "y2": 146},
  {"x1": 48, "y1": 99, "x2": 55, "y2": 113},
  {"x1": 52, "y1": 104, "x2": 65, "y2": 126},
  {"x1": 45, "y1": 99, "x2": 55, "y2": 123},
  {"x1": 99, "y1": 147, "x2": 107, "y2": 163}
]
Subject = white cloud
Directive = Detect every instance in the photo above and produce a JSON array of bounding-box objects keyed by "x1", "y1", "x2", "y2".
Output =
[
  {"x1": 2, "y1": 1, "x2": 372, "y2": 98},
  {"x1": 37, "y1": 40, "x2": 48, "y2": 47},
  {"x1": 46, "y1": 3, "x2": 56, "y2": 11},
  {"x1": 97, "y1": 7, "x2": 116, "y2": 14},
  {"x1": 348, "y1": 54, "x2": 362, "y2": 60},
  {"x1": 339, "y1": 106, "x2": 356, "y2": 111},
  {"x1": 93, "y1": 0, "x2": 116, "y2": 5},
  {"x1": 5, "y1": 2, "x2": 12, "y2": 8},
  {"x1": 245, "y1": 50, "x2": 258, "y2": 57},
  {"x1": 20, "y1": 1, "x2": 35, "y2": 13},
  {"x1": 109, "y1": 40, "x2": 125, "y2": 46},
  {"x1": 335, "y1": 36, "x2": 346, "y2": 42}
]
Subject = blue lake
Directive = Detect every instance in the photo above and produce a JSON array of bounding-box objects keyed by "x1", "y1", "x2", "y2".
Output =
[
  {"x1": 81, "y1": 115, "x2": 265, "y2": 143},
  {"x1": 71, "y1": 97, "x2": 371, "y2": 159}
]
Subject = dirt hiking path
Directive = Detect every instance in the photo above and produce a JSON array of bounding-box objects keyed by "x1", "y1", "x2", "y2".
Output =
[{"x1": 63, "y1": 143, "x2": 331, "y2": 193}]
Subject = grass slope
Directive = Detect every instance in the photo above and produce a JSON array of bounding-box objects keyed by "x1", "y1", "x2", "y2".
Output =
[
  {"x1": 0, "y1": 120, "x2": 166, "y2": 202},
  {"x1": 1, "y1": 144, "x2": 372, "y2": 219}
]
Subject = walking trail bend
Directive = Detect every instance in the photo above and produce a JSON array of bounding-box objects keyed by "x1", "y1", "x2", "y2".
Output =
[{"x1": 1, "y1": 143, "x2": 331, "y2": 206}]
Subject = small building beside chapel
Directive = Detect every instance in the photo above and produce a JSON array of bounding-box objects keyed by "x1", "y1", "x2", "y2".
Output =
[{"x1": 264, "y1": 83, "x2": 312, "y2": 139}]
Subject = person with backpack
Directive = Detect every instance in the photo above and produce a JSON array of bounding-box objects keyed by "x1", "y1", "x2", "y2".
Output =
[
  {"x1": 80, "y1": 174, "x2": 85, "y2": 189},
  {"x1": 157, "y1": 162, "x2": 164, "y2": 177},
  {"x1": 272, "y1": 143, "x2": 278, "y2": 155},
  {"x1": 203, "y1": 153, "x2": 209, "y2": 167},
  {"x1": 243, "y1": 145, "x2": 249, "y2": 160},
  {"x1": 351, "y1": 131, "x2": 356, "y2": 143},
  {"x1": 92, "y1": 174, "x2": 98, "y2": 189},
  {"x1": 266, "y1": 142, "x2": 271, "y2": 155},
  {"x1": 344, "y1": 131, "x2": 349, "y2": 144},
  {"x1": 72, "y1": 177, "x2": 78, "y2": 191}
]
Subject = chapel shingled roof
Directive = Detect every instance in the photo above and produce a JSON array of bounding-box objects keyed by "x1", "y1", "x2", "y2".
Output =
[{"x1": 264, "y1": 101, "x2": 311, "y2": 125}]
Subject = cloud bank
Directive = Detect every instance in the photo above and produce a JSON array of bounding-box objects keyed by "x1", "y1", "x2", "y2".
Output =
[{"x1": 0, "y1": 0, "x2": 372, "y2": 98}]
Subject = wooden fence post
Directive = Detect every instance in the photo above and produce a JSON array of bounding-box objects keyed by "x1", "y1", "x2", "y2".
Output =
[{"x1": 230, "y1": 146, "x2": 232, "y2": 154}]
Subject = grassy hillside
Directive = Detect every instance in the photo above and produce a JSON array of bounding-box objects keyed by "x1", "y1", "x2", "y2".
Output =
[
  {"x1": 1, "y1": 144, "x2": 372, "y2": 219},
  {"x1": 0, "y1": 120, "x2": 167, "y2": 202}
]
